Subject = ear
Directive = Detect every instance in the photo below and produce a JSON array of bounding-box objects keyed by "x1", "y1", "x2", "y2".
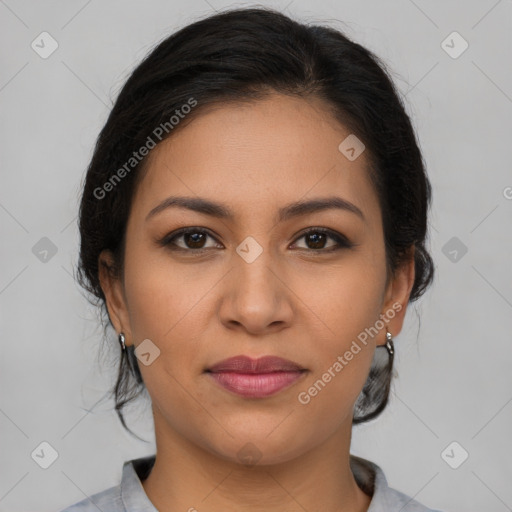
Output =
[
  {"x1": 380, "y1": 246, "x2": 416, "y2": 339},
  {"x1": 98, "y1": 249, "x2": 133, "y2": 346}
]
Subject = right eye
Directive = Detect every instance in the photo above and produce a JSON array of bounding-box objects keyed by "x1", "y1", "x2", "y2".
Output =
[{"x1": 158, "y1": 227, "x2": 223, "y2": 253}]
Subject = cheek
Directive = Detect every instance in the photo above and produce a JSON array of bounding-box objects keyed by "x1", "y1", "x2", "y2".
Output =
[
  {"x1": 292, "y1": 264, "x2": 383, "y2": 428},
  {"x1": 291, "y1": 252, "x2": 386, "y2": 393},
  {"x1": 122, "y1": 242, "x2": 198, "y2": 340},
  {"x1": 122, "y1": 243, "x2": 216, "y2": 385},
  {"x1": 294, "y1": 251, "x2": 386, "y2": 338}
]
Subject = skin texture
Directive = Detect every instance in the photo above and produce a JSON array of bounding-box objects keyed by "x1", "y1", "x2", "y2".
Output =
[{"x1": 98, "y1": 93, "x2": 415, "y2": 512}]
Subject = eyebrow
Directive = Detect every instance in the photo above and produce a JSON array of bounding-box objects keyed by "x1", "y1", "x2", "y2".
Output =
[{"x1": 145, "y1": 195, "x2": 365, "y2": 223}]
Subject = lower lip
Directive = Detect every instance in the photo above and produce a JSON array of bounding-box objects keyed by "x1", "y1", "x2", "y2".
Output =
[{"x1": 207, "y1": 371, "x2": 306, "y2": 398}]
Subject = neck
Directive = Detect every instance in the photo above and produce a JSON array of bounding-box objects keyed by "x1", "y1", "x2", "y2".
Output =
[{"x1": 141, "y1": 408, "x2": 372, "y2": 512}]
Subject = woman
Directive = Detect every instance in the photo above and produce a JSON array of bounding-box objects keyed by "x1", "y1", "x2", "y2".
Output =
[{"x1": 61, "y1": 7, "x2": 442, "y2": 512}]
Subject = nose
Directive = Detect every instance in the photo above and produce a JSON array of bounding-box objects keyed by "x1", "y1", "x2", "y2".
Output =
[{"x1": 218, "y1": 246, "x2": 294, "y2": 336}]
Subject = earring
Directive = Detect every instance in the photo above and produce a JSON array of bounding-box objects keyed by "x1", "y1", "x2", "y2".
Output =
[
  {"x1": 384, "y1": 328, "x2": 394, "y2": 356},
  {"x1": 118, "y1": 332, "x2": 126, "y2": 351}
]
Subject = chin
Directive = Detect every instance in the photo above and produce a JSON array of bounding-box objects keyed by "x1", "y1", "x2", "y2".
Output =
[{"x1": 203, "y1": 430, "x2": 310, "y2": 467}]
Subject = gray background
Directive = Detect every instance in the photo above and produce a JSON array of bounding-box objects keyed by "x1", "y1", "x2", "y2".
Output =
[{"x1": 1, "y1": 1, "x2": 511, "y2": 511}]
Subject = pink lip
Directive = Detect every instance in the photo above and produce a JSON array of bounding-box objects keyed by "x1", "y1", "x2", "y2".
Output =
[{"x1": 206, "y1": 355, "x2": 307, "y2": 398}]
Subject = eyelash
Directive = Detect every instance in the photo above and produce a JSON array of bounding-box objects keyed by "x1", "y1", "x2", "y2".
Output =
[{"x1": 157, "y1": 227, "x2": 355, "y2": 254}]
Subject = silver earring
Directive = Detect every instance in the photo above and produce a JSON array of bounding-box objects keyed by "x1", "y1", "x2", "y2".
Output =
[
  {"x1": 118, "y1": 332, "x2": 126, "y2": 351},
  {"x1": 384, "y1": 329, "x2": 394, "y2": 356}
]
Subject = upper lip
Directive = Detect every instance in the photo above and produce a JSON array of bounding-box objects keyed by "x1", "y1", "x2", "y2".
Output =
[{"x1": 207, "y1": 355, "x2": 306, "y2": 374}]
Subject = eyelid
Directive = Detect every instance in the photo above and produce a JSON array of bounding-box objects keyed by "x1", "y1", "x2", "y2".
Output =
[
  {"x1": 157, "y1": 226, "x2": 222, "y2": 250},
  {"x1": 290, "y1": 227, "x2": 354, "y2": 250}
]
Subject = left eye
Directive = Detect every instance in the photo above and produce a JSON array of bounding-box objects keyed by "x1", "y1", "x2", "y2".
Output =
[
  {"x1": 291, "y1": 228, "x2": 353, "y2": 251},
  {"x1": 159, "y1": 227, "x2": 353, "y2": 252}
]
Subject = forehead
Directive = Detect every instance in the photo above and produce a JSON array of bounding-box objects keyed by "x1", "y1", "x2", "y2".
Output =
[{"x1": 131, "y1": 93, "x2": 380, "y2": 225}]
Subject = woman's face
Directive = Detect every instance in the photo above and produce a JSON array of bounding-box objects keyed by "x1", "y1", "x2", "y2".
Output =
[{"x1": 100, "y1": 93, "x2": 414, "y2": 465}]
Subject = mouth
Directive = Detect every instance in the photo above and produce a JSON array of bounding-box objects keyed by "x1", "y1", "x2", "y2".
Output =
[{"x1": 205, "y1": 355, "x2": 308, "y2": 398}]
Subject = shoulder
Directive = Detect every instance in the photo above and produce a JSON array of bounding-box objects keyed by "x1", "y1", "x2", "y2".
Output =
[
  {"x1": 57, "y1": 455, "x2": 157, "y2": 512},
  {"x1": 350, "y1": 454, "x2": 445, "y2": 512},
  {"x1": 57, "y1": 483, "x2": 123, "y2": 511},
  {"x1": 381, "y1": 485, "x2": 445, "y2": 512}
]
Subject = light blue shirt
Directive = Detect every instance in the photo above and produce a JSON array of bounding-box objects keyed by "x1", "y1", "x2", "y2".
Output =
[{"x1": 59, "y1": 454, "x2": 443, "y2": 511}]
